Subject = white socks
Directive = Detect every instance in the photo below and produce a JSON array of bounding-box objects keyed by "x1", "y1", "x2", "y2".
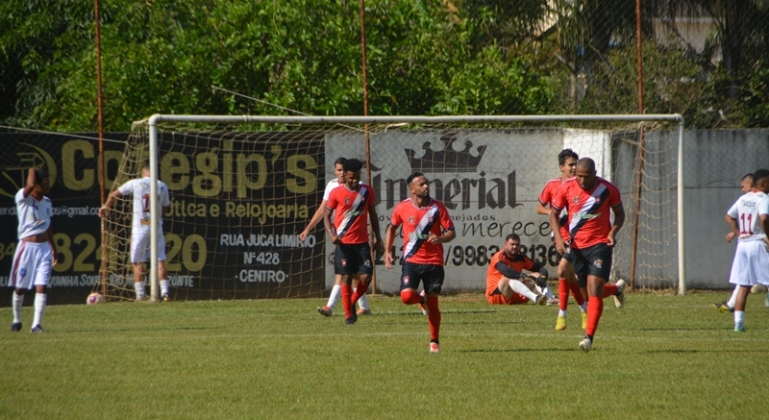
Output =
[
  {"x1": 326, "y1": 284, "x2": 341, "y2": 309},
  {"x1": 727, "y1": 286, "x2": 739, "y2": 308},
  {"x1": 510, "y1": 280, "x2": 540, "y2": 303},
  {"x1": 32, "y1": 293, "x2": 46, "y2": 327},
  {"x1": 12, "y1": 293, "x2": 23, "y2": 323},
  {"x1": 558, "y1": 309, "x2": 567, "y2": 317},
  {"x1": 357, "y1": 291, "x2": 370, "y2": 310},
  {"x1": 160, "y1": 280, "x2": 170, "y2": 296},
  {"x1": 734, "y1": 310, "x2": 745, "y2": 326},
  {"x1": 135, "y1": 281, "x2": 146, "y2": 299}
]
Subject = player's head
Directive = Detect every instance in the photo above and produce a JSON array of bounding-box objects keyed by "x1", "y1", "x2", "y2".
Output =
[
  {"x1": 407, "y1": 172, "x2": 430, "y2": 199},
  {"x1": 503, "y1": 233, "x2": 522, "y2": 258},
  {"x1": 740, "y1": 173, "x2": 754, "y2": 193},
  {"x1": 141, "y1": 163, "x2": 150, "y2": 177},
  {"x1": 575, "y1": 158, "x2": 597, "y2": 190},
  {"x1": 33, "y1": 168, "x2": 50, "y2": 195},
  {"x1": 342, "y1": 158, "x2": 362, "y2": 188},
  {"x1": 558, "y1": 149, "x2": 579, "y2": 178},
  {"x1": 753, "y1": 169, "x2": 769, "y2": 193},
  {"x1": 333, "y1": 157, "x2": 347, "y2": 182}
]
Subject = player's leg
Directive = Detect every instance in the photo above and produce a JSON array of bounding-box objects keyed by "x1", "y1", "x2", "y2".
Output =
[
  {"x1": 399, "y1": 263, "x2": 424, "y2": 306},
  {"x1": 733, "y1": 285, "x2": 750, "y2": 332},
  {"x1": 727, "y1": 242, "x2": 749, "y2": 331},
  {"x1": 555, "y1": 250, "x2": 580, "y2": 329},
  {"x1": 423, "y1": 265, "x2": 444, "y2": 353},
  {"x1": 30, "y1": 242, "x2": 53, "y2": 332},
  {"x1": 579, "y1": 244, "x2": 613, "y2": 351},
  {"x1": 349, "y1": 243, "x2": 373, "y2": 310},
  {"x1": 157, "y1": 234, "x2": 170, "y2": 301},
  {"x1": 334, "y1": 245, "x2": 357, "y2": 323},
  {"x1": 353, "y1": 275, "x2": 372, "y2": 315},
  {"x1": 318, "y1": 274, "x2": 342, "y2": 316},
  {"x1": 498, "y1": 277, "x2": 545, "y2": 305},
  {"x1": 9, "y1": 241, "x2": 28, "y2": 331},
  {"x1": 130, "y1": 232, "x2": 150, "y2": 301}
]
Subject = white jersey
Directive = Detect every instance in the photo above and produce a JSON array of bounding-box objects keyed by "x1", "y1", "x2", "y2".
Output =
[
  {"x1": 322, "y1": 179, "x2": 362, "y2": 201},
  {"x1": 727, "y1": 191, "x2": 769, "y2": 242},
  {"x1": 15, "y1": 189, "x2": 52, "y2": 240},
  {"x1": 118, "y1": 177, "x2": 170, "y2": 231}
]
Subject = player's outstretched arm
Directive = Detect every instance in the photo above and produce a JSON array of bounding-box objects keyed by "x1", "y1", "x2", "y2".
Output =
[
  {"x1": 99, "y1": 190, "x2": 121, "y2": 218},
  {"x1": 299, "y1": 200, "x2": 328, "y2": 241},
  {"x1": 384, "y1": 224, "x2": 397, "y2": 269},
  {"x1": 22, "y1": 168, "x2": 37, "y2": 198}
]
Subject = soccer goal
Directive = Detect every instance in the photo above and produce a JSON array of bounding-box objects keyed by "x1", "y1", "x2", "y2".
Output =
[{"x1": 98, "y1": 114, "x2": 685, "y2": 302}]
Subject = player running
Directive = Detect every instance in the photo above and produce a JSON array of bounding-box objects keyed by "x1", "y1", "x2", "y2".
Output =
[
  {"x1": 550, "y1": 158, "x2": 626, "y2": 352},
  {"x1": 384, "y1": 172, "x2": 455, "y2": 353},
  {"x1": 99, "y1": 163, "x2": 171, "y2": 301},
  {"x1": 299, "y1": 157, "x2": 372, "y2": 316},
  {"x1": 723, "y1": 169, "x2": 769, "y2": 332},
  {"x1": 10, "y1": 168, "x2": 57, "y2": 333},
  {"x1": 322, "y1": 159, "x2": 383, "y2": 325},
  {"x1": 536, "y1": 148, "x2": 587, "y2": 330}
]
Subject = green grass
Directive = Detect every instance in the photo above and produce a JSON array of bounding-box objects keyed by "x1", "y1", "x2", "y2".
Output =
[{"x1": 1, "y1": 292, "x2": 768, "y2": 419}]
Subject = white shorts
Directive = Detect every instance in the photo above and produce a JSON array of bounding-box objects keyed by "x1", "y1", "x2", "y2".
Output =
[
  {"x1": 9, "y1": 241, "x2": 53, "y2": 290},
  {"x1": 130, "y1": 230, "x2": 167, "y2": 264},
  {"x1": 728, "y1": 240, "x2": 769, "y2": 287}
]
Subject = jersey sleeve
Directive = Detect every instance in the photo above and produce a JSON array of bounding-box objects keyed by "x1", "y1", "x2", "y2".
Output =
[
  {"x1": 727, "y1": 199, "x2": 740, "y2": 219},
  {"x1": 758, "y1": 196, "x2": 769, "y2": 216},
  {"x1": 159, "y1": 182, "x2": 170, "y2": 207},
  {"x1": 538, "y1": 183, "x2": 552, "y2": 206},
  {"x1": 118, "y1": 179, "x2": 134, "y2": 196},
  {"x1": 322, "y1": 180, "x2": 336, "y2": 201},
  {"x1": 389, "y1": 204, "x2": 403, "y2": 227},
  {"x1": 438, "y1": 202, "x2": 455, "y2": 231},
  {"x1": 326, "y1": 188, "x2": 339, "y2": 211},
  {"x1": 551, "y1": 183, "x2": 567, "y2": 211},
  {"x1": 608, "y1": 182, "x2": 622, "y2": 207}
]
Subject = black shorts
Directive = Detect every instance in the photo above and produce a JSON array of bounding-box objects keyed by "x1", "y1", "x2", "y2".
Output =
[
  {"x1": 563, "y1": 243, "x2": 613, "y2": 287},
  {"x1": 400, "y1": 263, "x2": 444, "y2": 294},
  {"x1": 334, "y1": 243, "x2": 373, "y2": 276}
]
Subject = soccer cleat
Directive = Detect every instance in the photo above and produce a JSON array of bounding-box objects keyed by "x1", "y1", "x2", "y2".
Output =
[
  {"x1": 578, "y1": 337, "x2": 592, "y2": 352},
  {"x1": 135, "y1": 295, "x2": 149, "y2": 302},
  {"x1": 734, "y1": 323, "x2": 746, "y2": 333},
  {"x1": 30, "y1": 325, "x2": 46, "y2": 333},
  {"x1": 317, "y1": 306, "x2": 333, "y2": 317},
  {"x1": 344, "y1": 312, "x2": 358, "y2": 325},
  {"x1": 613, "y1": 279, "x2": 626, "y2": 309},
  {"x1": 356, "y1": 308, "x2": 372, "y2": 315},
  {"x1": 535, "y1": 295, "x2": 547, "y2": 305},
  {"x1": 419, "y1": 290, "x2": 428, "y2": 316},
  {"x1": 11, "y1": 322, "x2": 22, "y2": 332},
  {"x1": 555, "y1": 316, "x2": 567, "y2": 331},
  {"x1": 712, "y1": 302, "x2": 734, "y2": 313},
  {"x1": 546, "y1": 297, "x2": 560, "y2": 306},
  {"x1": 429, "y1": 342, "x2": 440, "y2": 353},
  {"x1": 751, "y1": 283, "x2": 768, "y2": 294},
  {"x1": 581, "y1": 312, "x2": 588, "y2": 330},
  {"x1": 162, "y1": 294, "x2": 170, "y2": 302}
]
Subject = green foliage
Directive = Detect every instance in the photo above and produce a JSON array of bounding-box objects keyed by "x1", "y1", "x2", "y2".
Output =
[
  {"x1": 1, "y1": 293, "x2": 769, "y2": 419},
  {"x1": 1, "y1": 0, "x2": 552, "y2": 132}
]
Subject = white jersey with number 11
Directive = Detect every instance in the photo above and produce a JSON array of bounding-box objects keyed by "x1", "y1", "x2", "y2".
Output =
[
  {"x1": 727, "y1": 191, "x2": 769, "y2": 242},
  {"x1": 118, "y1": 177, "x2": 170, "y2": 232}
]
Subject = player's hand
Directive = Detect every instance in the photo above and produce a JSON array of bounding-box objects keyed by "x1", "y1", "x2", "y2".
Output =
[
  {"x1": 329, "y1": 233, "x2": 340, "y2": 245},
  {"x1": 98, "y1": 206, "x2": 109, "y2": 218},
  {"x1": 427, "y1": 233, "x2": 441, "y2": 244},
  {"x1": 299, "y1": 230, "x2": 309, "y2": 242},
  {"x1": 606, "y1": 234, "x2": 616, "y2": 247},
  {"x1": 554, "y1": 238, "x2": 566, "y2": 255},
  {"x1": 725, "y1": 232, "x2": 736, "y2": 243},
  {"x1": 51, "y1": 254, "x2": 58, "y2": 267},
  {"x1": 764, "y1": 237, "x2": 769, "y2": 250},
  {"x1": 385, "y1": 253, "x2": 394, "y2": 269}
]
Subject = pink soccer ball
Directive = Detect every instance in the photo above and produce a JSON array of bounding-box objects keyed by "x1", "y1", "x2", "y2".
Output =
[{"x1": 87, "y1": 292, "x2": 105, "y2": 305}]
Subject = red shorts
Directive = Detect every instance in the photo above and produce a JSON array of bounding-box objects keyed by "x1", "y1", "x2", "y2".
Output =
[{"x1": 486, "y1": 289, "x2": 530, "y2": 305}]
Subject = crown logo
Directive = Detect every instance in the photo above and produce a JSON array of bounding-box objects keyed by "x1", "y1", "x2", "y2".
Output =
[{"x1": 405, "y1": 133, "x2": 486, "y2": 173}]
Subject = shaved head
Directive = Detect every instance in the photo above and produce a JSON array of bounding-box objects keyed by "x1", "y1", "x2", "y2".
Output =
[{"x1": 577, "y1": 158, "x2": 596, "y2": 172}]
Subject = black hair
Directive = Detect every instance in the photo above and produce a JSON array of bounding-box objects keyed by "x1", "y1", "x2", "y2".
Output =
[
  {"x1": 406, "y1": 172, "x2": 425, "y2": 186},
  {"x1": 342, "y1": 158, "x2": 363, "y2": 173},
  {"x1": 34, "y1": 168, "x2": 48, "y2": 184},
  {"x1": 334, "y1": 157, "x2": 347, "y2": 166},
  {"x1": 753, "y1": 169, "x2": 769, "y2": 184},
  {"x1": 558, "y1": 149, "x2": 579, "y2": 166},
  {"x1": 505, "y1": 233, "x2": 521, "y2": 242}
]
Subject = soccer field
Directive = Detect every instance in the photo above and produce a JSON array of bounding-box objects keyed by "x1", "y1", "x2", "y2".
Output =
[{"x1": 2, "y1": 292, "x2": 767, "y2": 419}]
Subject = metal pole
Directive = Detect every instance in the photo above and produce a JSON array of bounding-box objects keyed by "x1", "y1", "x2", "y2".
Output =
[
  {"x1": 359, "y1": 0, "x2": 376, "y2": 294},
  {"x1": 677, "y1": 122, "x2": 686, "y2": 295},
  {"x1": 148, "y1": 116, "x2": 160, "y2": 302},
  {"x1": 94, "y1": 0, "x2": 109, "y2": 299},
  {"x1": 629, "y1": 0, "x2": 645, "y2": 289}
]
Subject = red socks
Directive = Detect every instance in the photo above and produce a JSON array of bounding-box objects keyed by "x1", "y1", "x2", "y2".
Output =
[
  {"x1": 351, "y1": 281, "x2": 369, "y2": 306},
  {"x1": 341, "y1": 284, "x2": 352, "y2": 318},
  {"x1": 426, "y1": 296, "x2": 441, "y2": 342},
  {"x1": 570, "y1": 282, "x2": 585, "y2": 305},
  {"x1": 400, "y1": 289, "x2": 423, "y2": 305},
  {"x1": 602, "y1": 284, "x2": 618, "y2": 298},
  {"x1": 586, "y1": 296, "x2": 603, "y2": 336},
  {"x1": 558, "y1": 279, "x2": 570, "y2": 310}
]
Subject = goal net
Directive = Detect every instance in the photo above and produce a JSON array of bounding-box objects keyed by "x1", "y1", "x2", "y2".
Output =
[{"x1": 97, "y1": 115, "x2": 683, "y2": 301}]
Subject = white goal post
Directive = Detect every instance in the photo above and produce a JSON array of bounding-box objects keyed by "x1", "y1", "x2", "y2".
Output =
[{"x1": 127, "y1": 113, "x2": 686, "y2": 301}]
